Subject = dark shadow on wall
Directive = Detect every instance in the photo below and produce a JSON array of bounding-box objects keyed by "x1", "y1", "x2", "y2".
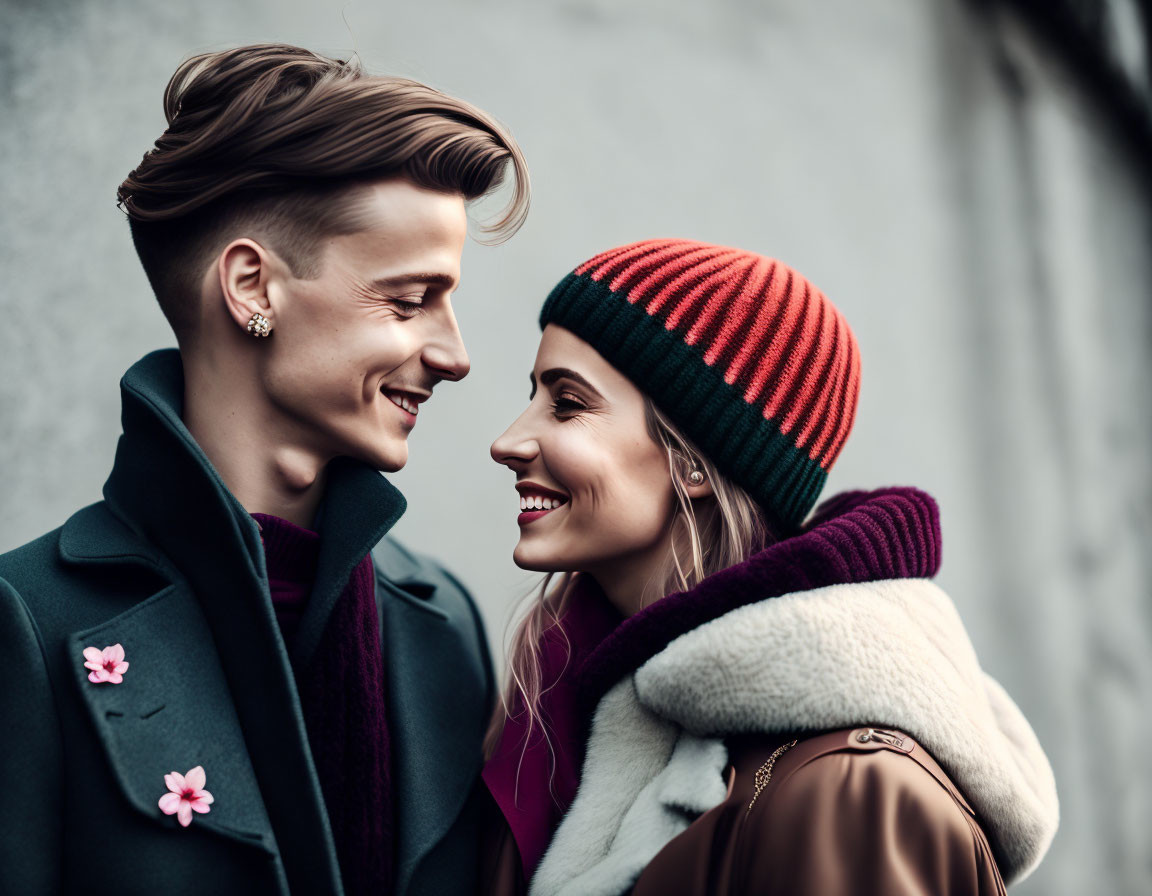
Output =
[
  {"x1": 935, "y1": 2, "x2": 1152, "y2": 894},
  {"x1": 992, "y1": 0, "x2": 1152, "y2": 166}
]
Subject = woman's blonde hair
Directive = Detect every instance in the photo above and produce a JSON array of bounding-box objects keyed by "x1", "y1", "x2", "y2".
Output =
[{"x1": 483, "y1": 396, "x2": 775, "y2": 761}]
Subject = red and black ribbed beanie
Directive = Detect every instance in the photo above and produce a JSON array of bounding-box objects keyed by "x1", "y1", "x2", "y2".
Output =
[{"x1": 539, "y1": 239, "x2": 861, "y2": 529}]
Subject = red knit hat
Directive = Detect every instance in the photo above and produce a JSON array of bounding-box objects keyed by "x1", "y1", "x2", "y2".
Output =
[{"x1": 538, "y1": 239, "x2": 861, "y2": 528}]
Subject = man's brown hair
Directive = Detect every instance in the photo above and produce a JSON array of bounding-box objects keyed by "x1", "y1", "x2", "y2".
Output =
[{"x1": 118, "y1": 43, "x2": 530, "y2": 334}]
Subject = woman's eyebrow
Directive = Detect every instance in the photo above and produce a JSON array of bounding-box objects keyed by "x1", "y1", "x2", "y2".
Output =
[{"x1": 538, "y1": 367, "x2": 604, "y2": 399}]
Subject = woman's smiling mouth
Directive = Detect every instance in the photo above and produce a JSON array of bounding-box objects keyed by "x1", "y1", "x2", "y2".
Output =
[{"x1": 515, "y1": 482, "x2": 570, "y2": 525}]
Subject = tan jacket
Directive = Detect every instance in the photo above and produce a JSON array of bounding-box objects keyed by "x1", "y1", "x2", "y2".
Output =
[
  {"x1": 631, "y1": 727, "x2": 1006, "y2": 895},
  {"x1": 482, "y1": 726, "x2": 1006, "y2": 896}
]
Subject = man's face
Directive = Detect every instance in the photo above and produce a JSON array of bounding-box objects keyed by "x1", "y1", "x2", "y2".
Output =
[{"x1": 260, "y1": 178, "x2": 470, "y2": 472}]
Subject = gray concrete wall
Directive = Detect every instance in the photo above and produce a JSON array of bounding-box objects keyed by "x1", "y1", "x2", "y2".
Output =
[{"x1": 2, "y1": 1, "x2": 1149, "y2": 892}]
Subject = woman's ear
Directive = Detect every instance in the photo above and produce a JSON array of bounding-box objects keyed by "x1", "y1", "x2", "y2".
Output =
[
  {"x1": 683, "y1": 466, "x2": 714, "y2": 500},
  {"x1": 217, "y1": 238, "x2": 275, "y2": 334}
]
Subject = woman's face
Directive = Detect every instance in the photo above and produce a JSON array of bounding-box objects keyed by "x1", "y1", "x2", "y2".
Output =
[{"x1": 490, "y1": 324, "x2": 679, "y2": 583}]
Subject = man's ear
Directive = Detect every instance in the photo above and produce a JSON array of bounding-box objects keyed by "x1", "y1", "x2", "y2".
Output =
[{"x1": 217, "y1": 238, "x2": 275, "y2": 333}]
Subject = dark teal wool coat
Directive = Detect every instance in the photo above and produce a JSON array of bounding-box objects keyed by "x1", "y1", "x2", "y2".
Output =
[{"x1": 0, "y1": 350, "x2": 494, "y2": 895}]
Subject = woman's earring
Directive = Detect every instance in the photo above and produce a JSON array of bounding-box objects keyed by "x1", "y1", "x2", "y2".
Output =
[
  {"x1": 246, "y1": 313, "x2": 272, "y2": 338},
  {"x1": 687, "y1": 468, "x2": 705, "y2": 486}
]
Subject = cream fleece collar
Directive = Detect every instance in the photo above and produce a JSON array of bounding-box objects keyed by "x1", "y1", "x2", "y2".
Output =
[{"x1": 634, "y1": 577, "x2": 1059, "y2": 883}]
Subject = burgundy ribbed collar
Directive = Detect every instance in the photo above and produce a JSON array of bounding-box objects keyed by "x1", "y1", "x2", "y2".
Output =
[
  {"x1": 575, "y1": 486, "x2": 941, "y2": 714},
  {"x1": 251, "y1": 511, "x2": 321, "y2": 582}
]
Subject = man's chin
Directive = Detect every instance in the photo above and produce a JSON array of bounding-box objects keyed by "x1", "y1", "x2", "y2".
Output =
[
  {"x1": 369, "y1": 450, "x2": 408, "y2": 473},
  {"x1": 338, "y1": 439, "x2": 408, "y2": 473}
]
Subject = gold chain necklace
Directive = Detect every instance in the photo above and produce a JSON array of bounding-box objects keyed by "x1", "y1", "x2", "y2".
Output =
[{"x1": 746, "y1": 739, "x2": 798, "y2": 816}]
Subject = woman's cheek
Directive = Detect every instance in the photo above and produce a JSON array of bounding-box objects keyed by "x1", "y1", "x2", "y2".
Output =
[{"x1": 573, "y1": 489, "x2": 661, "y2": 558}]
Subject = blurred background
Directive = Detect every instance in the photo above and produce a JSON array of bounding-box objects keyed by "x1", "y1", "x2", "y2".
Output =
[{"x1": 2, "y1": 0, "x2": 1149, "y2": 891}]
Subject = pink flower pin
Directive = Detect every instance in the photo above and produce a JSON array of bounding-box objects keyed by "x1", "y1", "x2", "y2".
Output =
[
  {"x1": 83, "y1": 643, "x2": 129, "y2": 684},
  {"x1": 158, "y1": 766, "x2": 214, "y2": 827}
]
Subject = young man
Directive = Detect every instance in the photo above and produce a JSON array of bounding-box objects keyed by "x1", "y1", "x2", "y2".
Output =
[{"x1": 0, "y1": 44, "x2": 528, "y2": 896}]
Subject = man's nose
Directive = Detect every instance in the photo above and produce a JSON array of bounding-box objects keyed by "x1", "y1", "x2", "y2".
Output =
[{"x1": 423, "y1": 304, "x2": 471, "y2": 382}]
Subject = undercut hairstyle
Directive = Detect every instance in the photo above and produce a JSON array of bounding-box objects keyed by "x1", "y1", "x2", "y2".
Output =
[{"x1": 118, "y1": 43, "x2": 530, "y2": 336}]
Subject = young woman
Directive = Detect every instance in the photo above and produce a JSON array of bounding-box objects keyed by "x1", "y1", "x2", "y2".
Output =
[{"x1": 480, "y1": 239, "x2": 1058, "y2": 895}]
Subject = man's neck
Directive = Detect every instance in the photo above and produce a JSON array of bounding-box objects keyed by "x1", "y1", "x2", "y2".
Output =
[{"x1": 181, "y1": 355, "x2": 330, "y2": 529}]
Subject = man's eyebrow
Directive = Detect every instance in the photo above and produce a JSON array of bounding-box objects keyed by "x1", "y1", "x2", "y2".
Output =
[
  {"x1": 369, "y1": 272, "x2": 458, "y2": 291},
  {"x1": 537, "y1": 367, "x2": 604, "y2": 398}
]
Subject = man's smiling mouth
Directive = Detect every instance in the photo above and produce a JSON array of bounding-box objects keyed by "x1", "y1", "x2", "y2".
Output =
[{"x1": 384, "y1": 390, "x2": 420, "y2": 416}]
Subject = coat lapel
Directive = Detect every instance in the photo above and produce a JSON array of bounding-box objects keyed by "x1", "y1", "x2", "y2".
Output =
[
  {"x1": 85, "y1": 349, "x2": 414, "y2": 895},
  {"x1": 66, "y1": 579, "x2": 277, "y2": 853},
  {"x1": 528, "y1": 680, "x2": 727, "y2": 896},
  {"x1": 374, "y1": 550, "x2": 488, "y2": 894}
]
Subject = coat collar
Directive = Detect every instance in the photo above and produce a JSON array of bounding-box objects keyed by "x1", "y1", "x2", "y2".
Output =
[
  {"x1": 576, "y1": 486, "x2": 942, "y2": 714},
  {"x1": 93, "y1": 348, "x2": 407, "y2": 669},
  {"x1": 632, "y1": 577, "x2": 1059, "y2": 885},
  {"x1": 60, "y1": 347, "x2": 409, "y2": 895}
]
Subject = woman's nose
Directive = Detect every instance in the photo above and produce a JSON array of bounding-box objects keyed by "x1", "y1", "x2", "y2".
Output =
[{"x1": 491, "y1": 413, "x2": 538, "y2": 469}]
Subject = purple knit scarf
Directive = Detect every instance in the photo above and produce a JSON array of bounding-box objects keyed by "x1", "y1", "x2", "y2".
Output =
[
  {"x1": 481, "y1": 575, "x2": 621, "y2": 881},
  {"x1": 254, "y1": 513, "x2": 394, "y2": 896},
  {"x1": 576, "y1": 485, "x2": 942, "y2": 714}
]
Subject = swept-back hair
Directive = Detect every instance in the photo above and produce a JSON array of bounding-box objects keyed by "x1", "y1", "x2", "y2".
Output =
[{"x1": 118, "y1": 43, "x2": 529, "y2": 334}]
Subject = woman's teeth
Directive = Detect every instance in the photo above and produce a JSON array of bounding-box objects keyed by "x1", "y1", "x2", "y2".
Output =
[
  {"x1": 520, "y1": 495, "x2": 566, "y2": 511},
  {"x1": 387, "y1": 392, "x2": 418, "y2": 415}
]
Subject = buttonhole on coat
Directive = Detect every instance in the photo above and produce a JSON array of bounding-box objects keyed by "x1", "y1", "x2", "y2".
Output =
[
  {"x1": 105, "y1": 710, "x2": 124, "y2": 719},
  {"x1": 140, "y1": 704, "x2": 166, "y2": 720}
]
